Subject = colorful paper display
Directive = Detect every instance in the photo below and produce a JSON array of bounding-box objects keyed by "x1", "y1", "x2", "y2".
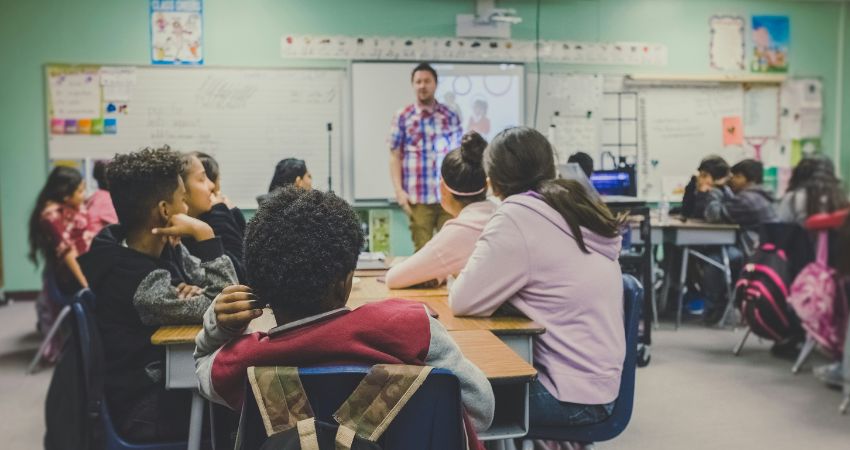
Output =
[
  {"x1": 751, "y1": 15, "x2": 790, "y2": 73},
  {"x1": 151, "y1": 0, "x2": 204, "y2": 65},
  {"x1": 723, "y1": 116, "x2": 744, "y2": 146}
]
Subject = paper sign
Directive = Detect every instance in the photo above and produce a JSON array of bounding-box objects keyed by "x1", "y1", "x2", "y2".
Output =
[
  {"x1": 49, "y1": 72, "x2": 101, "y2": 120},
  {"x1": 723, "y1": 116, "x2": 743, "y2": 145},
  {"x1": 710, "y1": 16, "x2": 745, "y2": 71},
  {"x1": 151, "y1": 0, "x2": 204, "y2": 65}
]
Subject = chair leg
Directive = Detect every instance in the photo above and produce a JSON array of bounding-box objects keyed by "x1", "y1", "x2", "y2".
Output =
[
  {"x1": 840, "y1": 393, "x2": 850, "y2": 415},
  {"x1": 521, "y1": 440, "x2": 534, "y2": 450},
  {"x1": 791, "y1": 336, "x2": 816, "y2": 374},
  {"x1": 675, "y1": 247, "x2": 690, "y2": 330},
  {"x1": 733, "y1": 326, "x2": 751, "y2": 356},
  {"x1": 27, "y1": 305, "x2": 71, "y2": 374}
]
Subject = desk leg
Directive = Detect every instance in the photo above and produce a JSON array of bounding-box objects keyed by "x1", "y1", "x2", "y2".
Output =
[
  {"x1": 718, "y1": 246, "x2": 736, "y2": 328},
  {"x1": 187, "y1": 390, "x2": 204, "y2": 450},
  {"x1": 675, "y1": 246, "x2": 689, "y2": 330}
]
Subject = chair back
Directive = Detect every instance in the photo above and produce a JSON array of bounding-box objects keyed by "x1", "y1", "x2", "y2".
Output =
[
  {"x1": 71, "y1": 291, "x2": 185, "y2": 450},
  {"x1": 239, "y1": 366, "x2": 465, "y2": 450},
  {"x1": 526, "y1": 273, "x2": 643, "y2": 442}
]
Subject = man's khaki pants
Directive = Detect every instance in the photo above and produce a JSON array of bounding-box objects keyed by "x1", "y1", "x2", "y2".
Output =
[{"x1": 408, "y1": 203, "x2": 452, "y2": 251}]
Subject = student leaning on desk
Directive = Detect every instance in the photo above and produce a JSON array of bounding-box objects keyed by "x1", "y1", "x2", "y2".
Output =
[
  {"x1": 193, "y1": 186, "x2": 494, "y2": 449},
  {"x1": 77, "y1": 147, "x2": 238, "y2": 442}
]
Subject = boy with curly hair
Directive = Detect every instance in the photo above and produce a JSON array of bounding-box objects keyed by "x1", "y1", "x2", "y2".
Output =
[
  {"x1": 193, "y1": 186, "x2": 494, "y2": 445},
  {"x1": 78, "y1": 146, "x2": 237, "y2": 441}
]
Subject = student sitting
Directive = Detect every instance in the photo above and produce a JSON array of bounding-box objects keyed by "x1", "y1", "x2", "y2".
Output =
[
  {"x1": 193, "y1": 151, "x2": 248, "y2": 232},
  {"x1": 78, "y1": 146, "x2": 237, "y2": 442},
  {"x1": 28, "y1": 166, "x2": 93, "y2": 362},
  {"x1": 698, "y1": 158, "x2": 777, "y2": 227},
  {"x1": 567, "y1": 151, "x2": 594, "y2": 179},
  {"x1": 695, "y1": 159, "x2": 777, "y2": 323},
  {"x1": 256, "y1": 157, "x2": 312, "y2": 205},
  {"x1": 181, "y1": 152, "x2": 247, "y2": 282},
  {"x1": 777, "y1": 154, "x2": 848, "y2": 224},
  {"x1": 385, "y1": 131, "x2": 496, "y2": 288},
  {"x1": 194, "y1": 186, "x2": 494, "y2": 446},
  {"x1": 448, "y1": 127, "x2": 625, "y2": 429},
  {"x1": 681, "y1": 156, "x2": 729, "y2": 219},
  {"x1": 86, "y1": 160, "x2": 118, "y2": 235}
]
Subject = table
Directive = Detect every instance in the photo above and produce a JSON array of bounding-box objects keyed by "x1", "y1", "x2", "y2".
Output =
[
  {"x1": 349, "y1": 275, "x2": 449, "y2": 301},
  {"x1": 633, "y1": 217, "x2": 740, "y2": 329},
  {"x1": 152, "y1": 316, "x2": 540, "y2": 443}
]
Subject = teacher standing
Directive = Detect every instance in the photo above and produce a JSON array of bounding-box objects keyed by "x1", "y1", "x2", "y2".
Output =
[{"x1": 389, "y1": 63, "x2": 463, "y2": 250}]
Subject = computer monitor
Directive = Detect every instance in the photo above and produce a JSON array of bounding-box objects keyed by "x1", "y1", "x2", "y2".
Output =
[{"x1": 590, "y1": 169, "x2": 637, "y2": 197}]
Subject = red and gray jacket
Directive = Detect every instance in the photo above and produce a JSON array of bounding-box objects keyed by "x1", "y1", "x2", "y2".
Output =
[{"x1": 193, "y1": 299, "x2": 494, "y2": 435}]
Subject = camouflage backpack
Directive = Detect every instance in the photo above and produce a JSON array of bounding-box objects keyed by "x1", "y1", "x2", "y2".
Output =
[{"x1": 245, "y1": 365, "x2": 433, "y2": 450}]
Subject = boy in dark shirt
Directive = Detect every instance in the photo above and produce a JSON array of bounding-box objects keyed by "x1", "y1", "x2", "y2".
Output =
[{"x1": 78, "y1": 146, "x2": 237, "y2": 441}]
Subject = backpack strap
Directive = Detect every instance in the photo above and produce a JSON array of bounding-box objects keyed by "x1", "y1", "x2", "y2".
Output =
[
  {"x1": 247, "y1": 366, "x2": 316, "y2": 437},
  {"x1": 332, "y1": 365, "x2": 433, "y2": 447},
  {"x1": 816, "y1": 230, "x2": 829, "y2": 265}
]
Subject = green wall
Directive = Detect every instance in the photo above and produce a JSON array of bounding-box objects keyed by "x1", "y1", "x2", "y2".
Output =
[{"x1": 1, "y1": 0, "x2": 847, "y2": 291}]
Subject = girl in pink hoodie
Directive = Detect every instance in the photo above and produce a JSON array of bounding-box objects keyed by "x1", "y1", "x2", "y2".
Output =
[
  {"x1": 386, "y1": 131, "x2": 496, "y2": 288},
  {"x1": 450, "y1": 126, "x2": 626, "y2": 428}
]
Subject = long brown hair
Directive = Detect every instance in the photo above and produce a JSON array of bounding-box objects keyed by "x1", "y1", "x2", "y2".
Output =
[
  {"x1": 28, "y1": 166, "x2": 83, "y2": 264},
  {"x1": 485, "y1": 126, "x2": 623, "y2": 253}
]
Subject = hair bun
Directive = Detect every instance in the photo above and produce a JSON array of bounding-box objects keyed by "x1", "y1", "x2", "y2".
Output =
[{"x1": 460, "y1": 131, "x2": 487, "y2": 165}]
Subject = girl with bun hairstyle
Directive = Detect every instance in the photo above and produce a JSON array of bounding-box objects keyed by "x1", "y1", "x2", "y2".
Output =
[
  {"x1": 385, "y1": 131, "x2": 496, "y2": 288},
  {"x1": 450, "y1": 126, "x2": 626, "y2": 428}
]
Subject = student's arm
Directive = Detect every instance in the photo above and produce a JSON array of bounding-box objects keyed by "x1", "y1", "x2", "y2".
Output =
[
  {"x1": 423, "y1": 315, "x2": 494, "y2": 431},
  {"x1": 63, "y1": 249, "x2": 88, "y2": 288},
  {"x1": 385, "y1": 224, "x2": 460, "y2": 288},
  {"x1": 449, "y1": 211, "x2": 529, "y2": 316},
  {"x1": 198, "y1": 203, "x2": 246, "y2": 280},
  {"x1": 703, "y1": 187, "x2": 731, "y2": 223},
  {"x1": 195, "y1": 285, "x2": 262, "y2": 406},
  {"x1": 176, "y1": 238, "x2": 238, "y2": 299}
]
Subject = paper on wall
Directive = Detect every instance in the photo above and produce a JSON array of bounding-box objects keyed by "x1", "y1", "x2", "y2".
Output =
[
  {"x1": 550, "y1": 115, "x2": 600, "y2": 163},
  {"x1": 743, "y1": 85, "x2": 779, "y2": 137},
  {"x1": 49, "y1": 72, "x2": 101, "y2": 119},
  {"x1": 709, "y1": 16, "x2": 746, "y2": 71}
]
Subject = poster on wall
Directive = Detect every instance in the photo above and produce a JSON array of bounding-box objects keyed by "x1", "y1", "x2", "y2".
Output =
[
  {"x1": 709, "y1": 16, "x2": 745, "y2": 71},
  {"x1": 750, "y1": 15, "x2": 789, "y2": 73},
  {"x1": 150, "y1": 0, "x2": 204, "y2": 65}
]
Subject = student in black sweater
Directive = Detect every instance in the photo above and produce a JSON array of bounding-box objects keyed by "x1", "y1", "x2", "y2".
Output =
[
  {"x1": 78, "y1": 147, "x2": 237, "y2": 442},
  {"x1": 180, "y1": 152, "x2": 247, "y2": 282}
]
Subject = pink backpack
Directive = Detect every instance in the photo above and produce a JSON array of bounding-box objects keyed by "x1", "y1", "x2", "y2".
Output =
[{"x1": 787, "y1": 231, "x2": 849, "y2": 359}]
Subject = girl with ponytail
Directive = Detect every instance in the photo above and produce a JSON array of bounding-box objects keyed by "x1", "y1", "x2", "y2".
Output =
[
  {"x1": 450, "y1": 126, "x2": 626, "y2": 428},
  {"x1": 385, "y1": 131, "x2": 497, "y2": 288}
]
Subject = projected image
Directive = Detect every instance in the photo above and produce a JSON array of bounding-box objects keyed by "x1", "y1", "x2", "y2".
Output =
[{"x1": 434, "y1": 65, "x2": 522, "y2": 142}]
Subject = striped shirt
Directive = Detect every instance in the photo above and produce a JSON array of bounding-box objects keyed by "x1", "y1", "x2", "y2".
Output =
[{"x1": 389, "y1": 102, "x2": 463, "y2": 204}]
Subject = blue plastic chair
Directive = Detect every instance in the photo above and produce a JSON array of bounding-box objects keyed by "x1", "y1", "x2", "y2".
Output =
[
  {"x1": 523, "y1": 273, "x2": 643, "y2": 445},
  {"x1": 71, "y1": 290, "x2": 187, "y2": 450},
  {"x1": 239, "y1": 366, "x2": 466, "y2": 450}
]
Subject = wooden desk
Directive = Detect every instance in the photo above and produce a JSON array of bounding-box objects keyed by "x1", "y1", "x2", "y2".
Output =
[
  {"x1": 347, "y1": 296, "x2": 544, "y2": 363},
  {"x1": 349, "y1": 276, "x2": 448, "y2": 301},
  {"x1": 152, "y1": 325, "x2": 537, "y2": 441}
]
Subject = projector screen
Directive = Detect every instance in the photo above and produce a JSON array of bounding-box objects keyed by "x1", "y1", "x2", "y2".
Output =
[{"x1": 351, "y1": 62, "x2": 524, "y2": 200}]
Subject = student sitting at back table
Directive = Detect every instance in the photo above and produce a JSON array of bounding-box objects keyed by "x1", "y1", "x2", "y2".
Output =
[
  {"x1": 86, "y1": 160, "x2": 118, "y2": 235},
  {"x1": 777, "y1": 154, "x2": 848, "y2": 224},
  {"x1": 78, "y1": 147, "x2": 237, "y2": 442},
  {"x1": 385, "y1": 131, "x2": 496, "y2": 289},
  {"x1": 449, "y1": 127, "x2": 625, "y2": 429},
  {"x1": 256, "y1": 157, "x2": 312, "y2": 206},
  {"x1": 194, "y1": 186, "x2": 494, "y2": 446},
  {"x1": 681, "y1": 156, "x2": 729, "y2": 219},
  {"x1": 567, "y1": 151, "x2": 594, "y2": 179},
  {"x1": 181, "y1": 152, "x2": 247, "y2": 282},
  {"x1": 698, "y1": 158, "x2": 777, "y2": 228}
]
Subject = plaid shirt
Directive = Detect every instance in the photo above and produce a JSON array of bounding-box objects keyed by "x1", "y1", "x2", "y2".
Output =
[{"x1": 389, "y1": 102, "x2": 462, "y2": 204}]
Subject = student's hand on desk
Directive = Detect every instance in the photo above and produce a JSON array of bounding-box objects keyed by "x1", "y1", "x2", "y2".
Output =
[
  {"x1": 176, "y1": 282, "x2": 204, "y2": 299},
  {"x1": 214, "y1": 284, "x2": 263, "y2": 330},
  {"x1": 152, "y1": 213, "x2": 215, "y2": 241}
]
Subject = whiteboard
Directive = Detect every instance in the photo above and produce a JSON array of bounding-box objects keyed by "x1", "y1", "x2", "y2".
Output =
[
  {"x1": 47, "y1": 65, "x2": 345, "y2": 208},
  {"x1": 638, "y1": 86, "x2": 751, "y2": 199},
  {"x1": 351, "y1": 62, "x2": 524, "y2": 200}
]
